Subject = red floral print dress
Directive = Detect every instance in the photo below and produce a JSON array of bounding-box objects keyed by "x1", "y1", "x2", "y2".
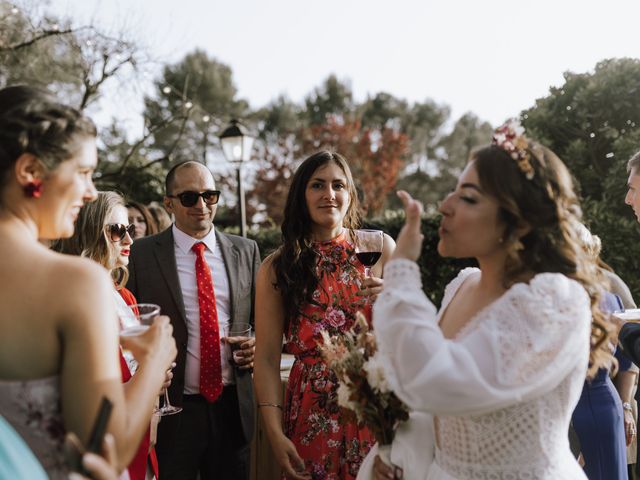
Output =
[{"x1": 283, "y1": 231, "x2": 374, "y2": 480}]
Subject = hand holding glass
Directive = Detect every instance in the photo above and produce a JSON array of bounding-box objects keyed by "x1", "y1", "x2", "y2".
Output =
[
  {"x1": 223, "y1": 322, "x2": 253, "y2": 365},
  {"x1": 121, "y1": 304, "x2": 181, "y2": 416},
  {"x1": 119, "y1": 303, "x2": 161, "y2": 337},
  {"x1": 355, "y1": 229, "x2": 384, "y2": 277}
]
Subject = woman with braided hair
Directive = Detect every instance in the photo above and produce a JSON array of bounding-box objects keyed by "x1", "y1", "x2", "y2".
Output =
[
  {"x1": 0, "y1": 86, "x2": 176, "y2": 478},
  {"x1": 361, "y1": 120, "x2": 612, "y2": 480}
]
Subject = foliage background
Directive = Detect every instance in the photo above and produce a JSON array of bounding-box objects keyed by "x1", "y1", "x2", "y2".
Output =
[{"x1": 3, "y1": 1, "x2": 640, "y2": 304}]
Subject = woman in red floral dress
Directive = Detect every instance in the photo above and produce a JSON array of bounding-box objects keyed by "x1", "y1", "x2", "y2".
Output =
[{"x1": 254, "y1": 151, "x2": 395, "y2": 479}]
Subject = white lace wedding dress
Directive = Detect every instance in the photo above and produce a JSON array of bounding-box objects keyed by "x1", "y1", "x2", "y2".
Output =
[{"x1": 358, "y1": 261, "x2": 590, "y2": 480}]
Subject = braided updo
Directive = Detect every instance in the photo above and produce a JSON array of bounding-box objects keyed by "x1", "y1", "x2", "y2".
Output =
[{"x1": 0, "y1": 85, "x2": 96, "y2": 188}]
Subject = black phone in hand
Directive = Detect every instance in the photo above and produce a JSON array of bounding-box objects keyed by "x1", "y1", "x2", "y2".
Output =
[{"x1": 68, "y1": 396, "x2": 113, "y2": 478}]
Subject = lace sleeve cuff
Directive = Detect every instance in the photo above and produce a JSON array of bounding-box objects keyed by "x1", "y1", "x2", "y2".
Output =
[{"x1": 383, "y1": 258, "x2": 422, "y2": 289}]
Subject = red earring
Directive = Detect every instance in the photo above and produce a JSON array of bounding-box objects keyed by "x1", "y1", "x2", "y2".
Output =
[{"x1": 23, "y1": 180, "x2": 43, "y2": 198}]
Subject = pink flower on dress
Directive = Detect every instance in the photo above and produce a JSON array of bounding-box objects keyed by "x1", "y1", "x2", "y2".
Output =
[{"x1": 325, "y1": 307, "x2": 346, "y2": 328}]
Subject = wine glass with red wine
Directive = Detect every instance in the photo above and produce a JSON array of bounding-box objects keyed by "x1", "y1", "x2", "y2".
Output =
[{"x1": 355, "y1": 229, "x2": 384, "y2": 277}]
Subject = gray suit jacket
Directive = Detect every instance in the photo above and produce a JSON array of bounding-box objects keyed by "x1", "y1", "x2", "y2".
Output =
[{"x1": 127, "y1": 226, "x2": 260, "y2": 444}]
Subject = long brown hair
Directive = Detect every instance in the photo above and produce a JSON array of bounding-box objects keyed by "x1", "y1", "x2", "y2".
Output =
[
  {"x1": 126, "y1": 200, "x2": 159, "y2": 237},
  {"x1": 272, "y1": 150, "x2": 361, "y2": 326},
  {"x1": 472, "y1": 143, "x2": 611, "y2": 374}
]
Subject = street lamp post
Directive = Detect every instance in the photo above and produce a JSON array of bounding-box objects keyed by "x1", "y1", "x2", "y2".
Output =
[{"x1": 219, "y1": 119, "x2": 255, "y2": 237}]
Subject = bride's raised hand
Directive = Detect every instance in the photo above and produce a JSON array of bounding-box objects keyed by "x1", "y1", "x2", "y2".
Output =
[{"x1": 392, "y1": 190, "x2": 424, "y2": 262}]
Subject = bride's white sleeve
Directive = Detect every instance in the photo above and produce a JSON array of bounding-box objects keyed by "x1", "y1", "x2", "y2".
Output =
[{"x1": 373, "y1": 259, "x2": 591, "y2": 416}]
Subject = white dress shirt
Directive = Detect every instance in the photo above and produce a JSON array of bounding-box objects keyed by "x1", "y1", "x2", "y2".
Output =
[{"x1": 172, "y1": 225, "x2": 234, "y2": 392}]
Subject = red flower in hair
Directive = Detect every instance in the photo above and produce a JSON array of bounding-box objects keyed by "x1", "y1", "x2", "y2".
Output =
[{"x1": 492, "y1": 119, "x2": 534, "y2": 180}]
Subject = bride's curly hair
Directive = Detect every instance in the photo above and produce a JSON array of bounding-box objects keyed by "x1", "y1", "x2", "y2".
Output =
[
  {"x1": 471, "y1": 142, "x2": 612, "y2": 375},
  {"x1": 272, "y1": 151, "x2": 361, "y2": 328}
]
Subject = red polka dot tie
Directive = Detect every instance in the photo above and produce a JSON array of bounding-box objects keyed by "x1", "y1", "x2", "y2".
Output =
[{"x1": 192, "y1": 242, "x2": 223, "y2": 402}]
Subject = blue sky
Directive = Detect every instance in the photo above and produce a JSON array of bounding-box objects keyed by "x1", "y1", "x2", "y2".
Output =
[{"x1": 46, "y1": 0, "x2": 640, "y2": 130}]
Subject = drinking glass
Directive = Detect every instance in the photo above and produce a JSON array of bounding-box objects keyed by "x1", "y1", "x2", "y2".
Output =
[
  {"x1": 119, "y1": 303, "x2": 160, "y2": 337},
  {"x1": 354, "y1": 229, "x2": 384, "y2": 277},
  {"x1": 223, "y1": 322, "x2": 253, "y2": 365},
  {"x1": 157, "y1": 377, "x2": 182, "y2": 416},
  {"x1": 121, "y1": 303, "x2": 182, "y2": 416}
]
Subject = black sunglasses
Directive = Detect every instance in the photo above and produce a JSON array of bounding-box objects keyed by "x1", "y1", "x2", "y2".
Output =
[
  {"x1": 167, "y1": 190, "x2": 221, "y2": 207},
  {"x1": 105, "y1": 223, "x2": 136, "y2": 242}
]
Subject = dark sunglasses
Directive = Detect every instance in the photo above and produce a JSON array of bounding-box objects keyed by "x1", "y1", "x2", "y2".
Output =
[
  {"x1": 167, "y1": 190, "x2": 221, "y2": 207},
  {"x1": 105, "y1": 223, "x2": 136, "y2": 242}
]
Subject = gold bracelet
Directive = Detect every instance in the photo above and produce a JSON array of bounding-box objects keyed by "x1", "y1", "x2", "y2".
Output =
[{"x1": 257, "y1": 402, "x2": 282, "y2": 410}]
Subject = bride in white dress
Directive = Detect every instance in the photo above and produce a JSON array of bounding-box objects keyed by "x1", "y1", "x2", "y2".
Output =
[{"x1": 359, "y1": 122, "x2": 612, "y2": 480}]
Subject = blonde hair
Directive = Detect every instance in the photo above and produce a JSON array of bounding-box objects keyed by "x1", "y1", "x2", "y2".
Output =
[
  {"x1": 574, "y1": 222, "x2": 602, "y2": 261},
  {"x1": 52, "y1": 191, "x2": 129, "y2": 288}
]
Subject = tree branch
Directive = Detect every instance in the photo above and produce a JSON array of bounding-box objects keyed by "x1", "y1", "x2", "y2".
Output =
[
  {"x1": 156, "y1": 110, "x2": 190, "y2": 167},
  {"x1": 0, "y1": 26, "x2": 87, "y2": 52},
  {"x1": 79, "y1": 51, "x2": 136, "y2": 110}
]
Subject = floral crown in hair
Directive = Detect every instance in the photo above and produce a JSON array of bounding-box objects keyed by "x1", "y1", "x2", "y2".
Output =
[{"x1": 492, "y1": 119, "x2": 535, "y2": 180}]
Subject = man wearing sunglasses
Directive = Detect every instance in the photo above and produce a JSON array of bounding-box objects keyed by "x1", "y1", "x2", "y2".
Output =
[{"x1": 126, "y1": 161, "x2": 260, "y2": 480}]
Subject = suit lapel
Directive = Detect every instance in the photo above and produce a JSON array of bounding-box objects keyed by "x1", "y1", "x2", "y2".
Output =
[
  {"x1": 216, "y1": 230, "x2": 239, "y2": 323},
  {"x1": 154, "y1": 228, "x2": 188, "y2": 327}
]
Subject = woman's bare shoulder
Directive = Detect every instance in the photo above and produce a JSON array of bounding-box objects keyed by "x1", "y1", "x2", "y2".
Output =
[
  {"x1": 258, "y1": 251, "x2": 279, "y2": 278},
  {"x1": 46, "y1": 250, "x2": 110, "y2": 287},
  {"x1": 40, "y1": 251, "x2": 114, "y2": 319}
]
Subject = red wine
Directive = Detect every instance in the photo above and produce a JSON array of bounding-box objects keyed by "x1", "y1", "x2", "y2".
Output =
[{"x1": 356, "y1": 251, "x2": 382, "y2": 267}]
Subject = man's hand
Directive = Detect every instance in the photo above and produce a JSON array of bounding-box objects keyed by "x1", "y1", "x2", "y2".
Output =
[{"x1": 227, "y1": 336, "x2": 255, "y2": 370}]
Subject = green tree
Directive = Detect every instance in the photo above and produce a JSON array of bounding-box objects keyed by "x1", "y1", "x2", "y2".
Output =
[
  {"x1": 522, "y1": 58, "x2": 640, "y2": 296},
  {"x1": 94, "y1": 121, "x2": 167, "y2": 202},
  {"x1": 360, "y1": 92, "x2": 408, "y2": 130},
  {"x1": 404, "y1": 99, "x2": 450, "y2": 172},
  {"x1": 0, "y1": 1, "x2": 165, "y2": 203},
  {"x1": 251, "y1": 94, "x2": 300, "y2": 139},
  {"x1": 304, "y1": 74, "x2": 354, "y2": 126},
  {"x1": 0, "y1": 2, "x2": 78, "y2": 92},
  {"x1": 360, "y1": 94, "x2": 450, "y2": 173},
  {"x1": 437, "y1": 112, "x2": 493, "y2": 177},
  {"x1": 143, "y1": 49, "x2": 249, "y2": 167},
  {"x1": 0, "y1": 1, "x2": 141, "y2": 110},
  {"x1": 388, "y1": 113, "x2": 492, "y2": 209}
]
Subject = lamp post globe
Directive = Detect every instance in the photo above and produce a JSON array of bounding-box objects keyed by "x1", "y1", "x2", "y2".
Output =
[{"x1": 219, "y1": 119, "x2": 255, "y2": 237}]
